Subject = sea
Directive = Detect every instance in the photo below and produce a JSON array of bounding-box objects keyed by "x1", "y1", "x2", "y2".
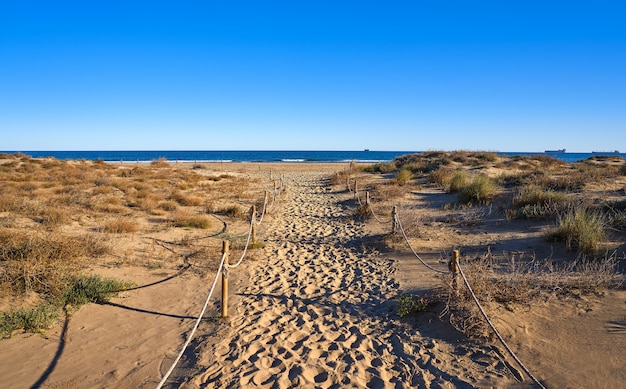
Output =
[{"x1": 1, "y1": 150, "x2": 625, "y2": 164}]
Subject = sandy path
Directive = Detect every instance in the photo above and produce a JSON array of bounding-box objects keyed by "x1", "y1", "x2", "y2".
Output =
[{"x1": 172, "y1": 172, "x2": 518, "y2": 388}]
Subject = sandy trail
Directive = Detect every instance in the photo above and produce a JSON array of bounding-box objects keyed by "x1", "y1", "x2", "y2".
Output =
[{"x1": 172, "y1": 172, "x2": 518, "y2": 388}]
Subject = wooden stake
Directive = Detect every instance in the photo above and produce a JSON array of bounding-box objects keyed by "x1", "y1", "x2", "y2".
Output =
[
  {"x1": 221, "y1": 241, "x2": 230, "y2": 318},
  {"x1": 392, "y1": 206, "x2": 398, "y2": 233},
  {"x1": 450, "y1": 250, "x2": 460, "y2": 295},
  {"x1": 251, "y1": 205, "x2": 257, "y2": 244}
]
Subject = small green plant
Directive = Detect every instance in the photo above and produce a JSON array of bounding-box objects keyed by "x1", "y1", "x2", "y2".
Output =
[
  {"x1": 509, "y1": 184, "x2": 570, "y2": 219},
  {"x1": 396, "y1": 294, "x2": 429, "y2": 318},
  {"x1": 0, "y1": 305, "x2": 59, "y2": 339},
  {"x1": 458, "y1": 175, "x2": 498, "y2": 204},
  {"x1": 448, "y1": 170, "x2": 469, "y2": 193},
  {"x1": 60, "y1": 274, "x2": 134, "y2": 307},
  {"x1": 547, "y1": 207, "x2": 607, "y2": 254},
  {"x1": 396, "y1": 168, "x2": 413, "y2": 185}
]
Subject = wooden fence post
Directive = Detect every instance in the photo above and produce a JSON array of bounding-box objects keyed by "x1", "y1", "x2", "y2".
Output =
[
  {"x1": 221, "y1": 241, "x2": 230, "y2": 318},
  {"x1": 250, "y1": 205, "x2": 257, "y2": 244},
  {"x1": 450, "y1": 250, "x2": 460, "y2": 295},
  {"x1": 366, "y1": 191, "x2": 370, "y2": 206},
  {"x1": 354, "y1": 180, "x2": 358, "y2": 200},
  {"x1": 391, "y1": 206, "x2": 398, "y2": 233}
]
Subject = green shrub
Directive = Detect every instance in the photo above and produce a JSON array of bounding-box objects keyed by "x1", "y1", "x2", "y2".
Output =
[
  {"x1": 396, "y1": 168, "x2": 413, "y2": 185},
  {"x1": 514, "y1": 185, "x2": 568, "y2": 207},
  {"x1": 547, "y1": 208, "x2": 607, "y2": 254},
  {"x1": 60, "y1": 274, "x2": 134, "y2": 307},
  {"x1": 1, "y1": 305, "x2": 59, "y2": 339},
  {"x1": 509, "y1": 184, "x2": 570, "y2": 218},
  {"x1": 396, "y1": 295, "x2": 429, "y2": 318},
  {"x1": 448, "y1": 170, "x2": 469, "y2": 193},
  {"x1": 458, "y1": 175, "x2": 498, "y2": 204}
]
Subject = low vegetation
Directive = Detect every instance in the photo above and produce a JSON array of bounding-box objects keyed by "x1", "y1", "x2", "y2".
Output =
[
  {"x1": 396, "y1": 294, "x2": 429, "y2": 318},
  {"x1": 0, "y1": 153, "x2": 265, "y2": 339},
  {"x1": 1, "y1": 305, "x2": 59, "y2": 339},
  {"x1": 60, "y1": 274, "x2": 135, "y2": 307},
  {"x1": 457, "y1": 174, "x2": 498, "y2": 204},
  {"x1": 442, "y1": 255, "x2": 622, "y2": 339},
  {"x1": 347, "y1": 151, "x2": 625, "y2": 339},
  {"x1": 547, "y1": 207, "x2": 608, "y2": 255}
]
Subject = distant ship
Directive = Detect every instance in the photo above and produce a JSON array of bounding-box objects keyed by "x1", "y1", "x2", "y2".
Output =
[
  {"x1": 545, "y1": 149, "x2": 566, "y2": 153},
  {"x1": 591, "y1": 150, "x2": 620, "y2": 154},
  {"x1": 364, "y1": 148, "x2": 370, "y2": 151}
]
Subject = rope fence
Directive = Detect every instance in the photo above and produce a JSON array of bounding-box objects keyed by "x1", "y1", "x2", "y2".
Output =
[
  {"x1": 354, "y1": 181, "x2": 546, "y2": 388},
  {"x1": 154, "y1": 175, "x2": 280, "y2": 388},
  {"x1": 155, "y1": 251, "x2": 227, "y2": 389},
  {"x1": 454, "y1": 255, "x2": 547, "y2": 389}
]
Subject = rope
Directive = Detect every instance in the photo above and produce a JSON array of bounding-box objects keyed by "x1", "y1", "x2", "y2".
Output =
[
  {"x1": 395, "y1": 213, "x2": 450, "y2": 274},
  {"x1": 356, "y1": 190, "x2": 364, "y2": 206},
  {"x1": 156, "y1": 252, "x2": 227, "y2": 389},
  {"x1": 456, "y1": 262, "x2": 547, "y2": 389},
  {"x1": 256, "y1": 192, "x2": 269, "y2": 225},
  {"x1": 225, "y1": 212, "x2": 256, "y2": 269},
  {"x1": 267, "y1": 186, "x2": 277, "y2": 211},
  {"x1": 369, "y1": 205, "x2": 393, "y2": 224}
]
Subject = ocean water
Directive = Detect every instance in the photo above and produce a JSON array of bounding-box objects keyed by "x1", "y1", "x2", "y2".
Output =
[{"x1": 2, "y1": 150, "x2": 625, "y2": 163}]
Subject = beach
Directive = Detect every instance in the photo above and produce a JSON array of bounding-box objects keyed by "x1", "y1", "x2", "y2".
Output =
[{"x1": 0, "y1": 157, "x2": 625, "y2": 388}]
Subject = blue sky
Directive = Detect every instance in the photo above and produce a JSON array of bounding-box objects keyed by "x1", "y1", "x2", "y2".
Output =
[{"x1": 1, "y1": 1, "x2": 625, "y2": 152}]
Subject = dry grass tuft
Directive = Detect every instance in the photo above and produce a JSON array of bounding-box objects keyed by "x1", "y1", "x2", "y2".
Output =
[
  {"x1": 0, "y1": 230, "x2": 111, "y2": 298},
  {"x1": 102, "y1": 218, "x2": 140, "y2": 234},
  {"x1": 170, "y1": 191, "x2": 205, "y2": 206},
  {"x1": 442, "y1": 255, "x2": 623, "y2": 339},
  {"x1": 150, "y1": 157, "x2": 170, "y2": 168},
  {"x1": 173, "y1": 212, "x2": 212, "y2": 229}
]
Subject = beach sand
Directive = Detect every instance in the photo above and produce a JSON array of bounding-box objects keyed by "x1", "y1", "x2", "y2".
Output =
[{"x1": 0, "y1": 162, "x2": 625, "y2": 388}]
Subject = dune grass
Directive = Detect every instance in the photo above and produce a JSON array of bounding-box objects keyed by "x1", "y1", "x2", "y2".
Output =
[{"x1": 547, "y1": 207, "x2": 608, "y2": 255}]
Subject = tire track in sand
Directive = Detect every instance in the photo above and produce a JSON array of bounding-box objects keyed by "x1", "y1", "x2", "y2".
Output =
[{"x1": 175, "y1": 172, "x2": 515, "y2": 388}]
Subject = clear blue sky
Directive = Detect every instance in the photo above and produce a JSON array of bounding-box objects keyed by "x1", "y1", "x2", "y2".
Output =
[{"x1": 1, "y1": 1, "x2": 624, "y2": 152}]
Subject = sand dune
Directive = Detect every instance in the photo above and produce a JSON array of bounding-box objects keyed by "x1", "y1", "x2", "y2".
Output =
[{"x1": 1, "y1": 164, "x2": 624, "y2": 388}]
